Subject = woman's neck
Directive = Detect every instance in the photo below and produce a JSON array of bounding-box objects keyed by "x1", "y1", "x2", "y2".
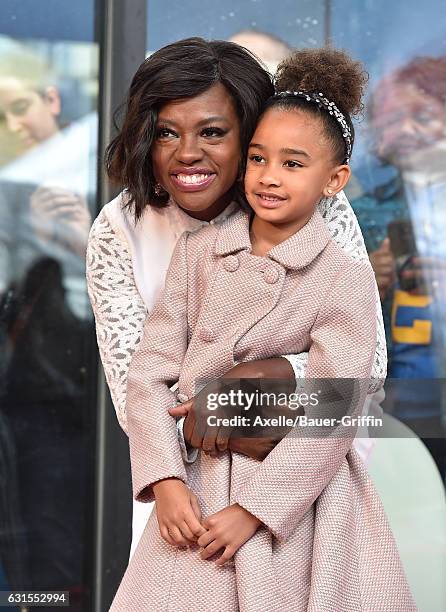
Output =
[
  {"x1": 177, "y1": 189, "x2": 234, "y2": 222},
  {"x1": 249, "y1": 210, "x2": 314, "y2": 257}
]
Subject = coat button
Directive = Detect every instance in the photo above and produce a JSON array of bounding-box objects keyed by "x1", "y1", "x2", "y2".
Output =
[
  {"x1": 223, "y1": 254, "x2": 240, "y2": 272},
  {"x1": 199, "y1": 327, "x2": 215, "y2": 342},
  {"x1": 263, "y1": 267, "x2": 280, "y2": 284},
  {"x1": 177, "y1": 393, "x2": 189, "y2": 403}
]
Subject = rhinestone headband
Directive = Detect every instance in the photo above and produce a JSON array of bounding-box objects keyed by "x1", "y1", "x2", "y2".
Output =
[{"x1": 273, "y1": 90, "x2": 353, "y2": 163}]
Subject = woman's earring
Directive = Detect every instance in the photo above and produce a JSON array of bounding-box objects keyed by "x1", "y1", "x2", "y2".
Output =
[
  {"x1": 154, "y1": 183, "x2": 164, "y2": 196},
  {"x1": 327, "y1": 189, "x2": 333, "y2": 194}
]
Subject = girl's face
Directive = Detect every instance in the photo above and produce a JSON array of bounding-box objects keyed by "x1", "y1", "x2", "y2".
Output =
[
  {"x1": 245, "y1": 107, "x2": 349, "y2": 226},
  {"x1": 151, "y1": 83, "x2": 241, "y2": 221}
]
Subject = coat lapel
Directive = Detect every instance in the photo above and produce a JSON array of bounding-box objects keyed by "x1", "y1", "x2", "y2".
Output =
[{"x1": 214, "y1": 208, "x2": 332, "y2": 270}]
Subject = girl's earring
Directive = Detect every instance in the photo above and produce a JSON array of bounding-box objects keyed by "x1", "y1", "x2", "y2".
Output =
[{"x1": 327, "y1": 188, "x2": 333, "y2": 194}]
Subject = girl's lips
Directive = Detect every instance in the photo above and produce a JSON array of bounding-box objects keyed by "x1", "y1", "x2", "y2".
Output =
[
  {"x1": 170, "y1": 172, "x2": 216, "y2": 192},
  {"x1": 254, "y1": 193, "x2": 287, "y2": 209}
]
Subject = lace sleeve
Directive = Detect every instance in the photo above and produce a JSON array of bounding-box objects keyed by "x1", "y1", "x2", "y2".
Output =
[
  {"x1": 86, "y1": 208, "x2": 147, "y2": 433},
  {"x1": 318, "y1": 191, "x2": 387, "y2": 391}
]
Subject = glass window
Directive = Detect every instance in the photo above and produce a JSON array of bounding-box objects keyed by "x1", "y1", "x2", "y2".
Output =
[
  {"x1": 330, "y1": 0, "x2": 446, "y2": 479},
  {"x1": 0, "y1": 2, "x2": 99, "y2": 609},
  {"x1": 147, "y1": 0, "x2": 326, "y2": 71}
]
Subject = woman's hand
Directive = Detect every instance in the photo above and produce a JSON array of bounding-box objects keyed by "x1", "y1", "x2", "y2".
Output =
[
  {"x1": 152, "y1": 478, "x2": 207, "y2": 547},
  {"x1": 169, "y1": 357, "x2": 296, "y2": 460},
  {"x1": 197, "y1": 504, "x2": 262, "y2": 566}
]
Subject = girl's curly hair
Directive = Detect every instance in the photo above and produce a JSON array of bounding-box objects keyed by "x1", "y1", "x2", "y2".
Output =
[{"x1": 269, "y1": 47, "x2": 369, "y2": 163}]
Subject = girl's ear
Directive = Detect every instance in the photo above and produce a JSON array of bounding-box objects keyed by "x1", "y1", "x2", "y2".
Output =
[{"x1": 323, "y1": 164, "x2": 351, "y2": 197}]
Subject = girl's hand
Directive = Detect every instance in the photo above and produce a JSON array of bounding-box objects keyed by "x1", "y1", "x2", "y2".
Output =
[
  {"x1": 152, "y1": 478, "x2": 208, "y2": 547},
  {"x1": 197, "y1": 504, "x2": 262, "y2": 566}
]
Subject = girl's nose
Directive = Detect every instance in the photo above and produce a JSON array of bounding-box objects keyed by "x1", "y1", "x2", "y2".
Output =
[{"x1": 259, "y1": 170, "x2": 281, "y2": 187}]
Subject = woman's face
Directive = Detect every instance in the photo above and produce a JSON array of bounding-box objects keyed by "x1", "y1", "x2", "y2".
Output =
[
  {"x1": 151, "y1": 83, "x2": 241, "y2": 220},
  {"x1": 0, "y1": 77, "x2": 60, "y2": 147}
]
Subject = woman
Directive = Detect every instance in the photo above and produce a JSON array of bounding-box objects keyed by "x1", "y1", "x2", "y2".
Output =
[{"x1": 86, "y1": 37, "x2": 387, "y2": 558}]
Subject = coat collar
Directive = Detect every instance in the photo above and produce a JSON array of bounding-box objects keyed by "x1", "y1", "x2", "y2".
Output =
[
  {"x1": 214, "y1": 207, "x2": 331, "y2": 270},
  {"x1": 172, "y1": 199, "x2": 239, "y2": 232}
]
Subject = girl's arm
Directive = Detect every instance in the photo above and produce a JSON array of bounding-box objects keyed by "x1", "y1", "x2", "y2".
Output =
[
  {"x1": 125, "y1": 232, "x2": 191, "y2": 504},
  {"x1": 232, "y1": 258, "x2": 377, "y2": 542},
  {"x1": 122, "y1": 232, "x2": 206, "y2": 546}
]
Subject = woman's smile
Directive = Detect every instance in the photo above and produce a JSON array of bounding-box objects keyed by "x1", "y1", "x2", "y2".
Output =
[{"x1": 170, "y1": 167, "x2": 217, "y2": 191}]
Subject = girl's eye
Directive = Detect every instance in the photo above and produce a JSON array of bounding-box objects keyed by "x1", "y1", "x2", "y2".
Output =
[
  {"x1": 201, "y1": 127, "x2": 226, "y2": 137},
  {"x1": 249, "y1": 154, "x2": 265, "y2": 164},
  {"x1": 284, "y1": 160, "x2": 303, "y2": 168},
  {"x1": 156, "y1": 127, "x2": 177, "y2": 139}
]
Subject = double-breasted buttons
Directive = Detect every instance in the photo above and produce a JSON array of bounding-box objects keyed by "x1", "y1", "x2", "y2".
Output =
[
  {"x1": 199, "y1": 327, "x2": 215, "y2": 342},
  {"x1": 263, "y1": 267, "x2": 280, "y2": 284},
  {"x1": 177, "y1": 393, "x2": 189, "y2": 403},
  {"x1": 223, "y1": 254, "x2": 240, "y2": 272}
]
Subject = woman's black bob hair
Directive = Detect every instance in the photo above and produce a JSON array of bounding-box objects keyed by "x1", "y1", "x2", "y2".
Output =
[{"x1": 105, "y1": 37, "x2": 274, "y2": 220}]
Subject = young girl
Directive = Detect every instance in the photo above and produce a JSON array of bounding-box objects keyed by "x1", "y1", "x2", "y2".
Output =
[{"x1": 111, "y1": 48, "x2": 416, "y2": 611}]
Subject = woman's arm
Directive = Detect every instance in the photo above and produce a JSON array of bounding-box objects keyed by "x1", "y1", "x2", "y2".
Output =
[
  {"x1": 319, "y1": 190, "x2": 387, "y2": 389},
  {"x1": 232, "y1": 258, "x2": 377, "y2": 542},
  {"x1": 86, "y1": 208, "x2": 293, "y2": 462},
  {"x1": 86, "y1": 208, "x2": 147, "y2": 433}
]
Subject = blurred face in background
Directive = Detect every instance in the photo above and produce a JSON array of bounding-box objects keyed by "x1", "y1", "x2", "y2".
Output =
[
  {"x1": 0, "y1": 76, "x2": 61, "y2": 148},
  {"x1": 371, "y1": 80, "x2": 446, "y2": 171}
]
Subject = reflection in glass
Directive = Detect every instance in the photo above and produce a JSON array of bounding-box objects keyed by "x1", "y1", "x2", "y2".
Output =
[
  {"x1": 351, "y1": 56, "x2": 446, "y2": 478},
  {"x1": 0, "y1": 34, "x2": 98, "y2": 611}
]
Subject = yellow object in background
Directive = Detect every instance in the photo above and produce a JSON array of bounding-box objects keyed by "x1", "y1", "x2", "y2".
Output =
[{"x1": 392, "y1": 289, "x2": 432, "y2": 345}]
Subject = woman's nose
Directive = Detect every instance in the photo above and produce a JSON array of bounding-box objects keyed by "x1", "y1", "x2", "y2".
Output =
[{"x1": 175, "y1": 135, "x2": 203, "y2": 164}]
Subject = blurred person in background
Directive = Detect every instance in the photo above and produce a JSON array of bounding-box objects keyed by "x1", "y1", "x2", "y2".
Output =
[
  {"x1": 352, "y1": 56, "x2": 446, "y2": 478},
  {"x1": 0, "y1": 42, "x2": 94, "y2": 609},
  {"x1": 229, "y1": 29, "x2": 291, "y2": 74}
]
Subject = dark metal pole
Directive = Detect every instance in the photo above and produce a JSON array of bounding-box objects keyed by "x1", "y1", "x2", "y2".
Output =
[{"x1": 93, "y1": 1, "x2": 147, "y2": 610}]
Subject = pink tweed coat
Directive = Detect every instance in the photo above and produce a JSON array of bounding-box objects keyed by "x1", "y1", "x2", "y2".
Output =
[{"x1": 111, "y1": 208, "x2": 417, "y2": 612}]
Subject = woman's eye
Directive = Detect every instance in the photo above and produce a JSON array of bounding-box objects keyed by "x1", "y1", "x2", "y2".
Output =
[
  {"x1": 156, "y1": 127, "x2": 176, "y2": 139},
  {"x1": 249, "y1": 154, "x2": 264, "y2": 164},
  {"x1": 201, "y1": 127, "x2": 226, "y2": 137},
  {"x1": 284, "y1": 160, "x2": 303, "y2": 168}
]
